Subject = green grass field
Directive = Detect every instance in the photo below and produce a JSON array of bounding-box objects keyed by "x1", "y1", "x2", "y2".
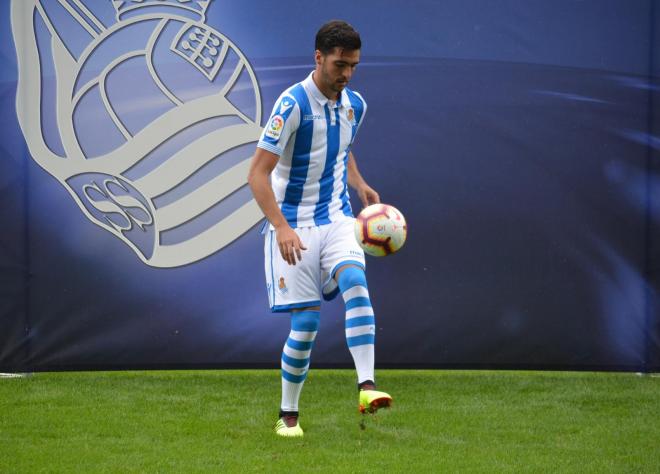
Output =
[{"x1": 1, "y1": 370, "x2": 659, "y2": 473}]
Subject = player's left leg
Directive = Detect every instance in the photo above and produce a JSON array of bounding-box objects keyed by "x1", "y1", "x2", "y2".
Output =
[
  {"x1": 335, "y1": 264, "x2": 375, "y2": 384},
  {"x1": 335, "y1": 264, "x2": 392, "y2": 413},
  {"x1": 319, "y1": 218, "x2": 392, "y2": 413}
]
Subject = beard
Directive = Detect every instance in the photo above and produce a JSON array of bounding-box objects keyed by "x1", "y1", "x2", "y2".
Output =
[
  {"x1": 330, "y1": 82, "x2": 345, "y2": 93},
  {"x1": 333, "y1": 80, "x2": 347, "y2": 91},
  {"x1": 320, "y1": 66, "x2": 346, "y2": 95}
]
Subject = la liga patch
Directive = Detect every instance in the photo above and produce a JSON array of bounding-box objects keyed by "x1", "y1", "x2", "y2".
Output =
[{"x1": 265, "y1": 115, "x2": 284, "y2": 139}]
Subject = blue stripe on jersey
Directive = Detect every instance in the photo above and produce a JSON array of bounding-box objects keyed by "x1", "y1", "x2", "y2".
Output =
[
  {"x1": 339, "y1": 89, "x2": 365, "y2": 217},
  {"x1": 281, "y1": 84, "x2": 313, "y2": 227},
  {"x1": 339, "y1": 151, "x2": 352, "y2": 216},
  {"x1": 314, "y1": 105, "x2": 340, "y2": 225}
]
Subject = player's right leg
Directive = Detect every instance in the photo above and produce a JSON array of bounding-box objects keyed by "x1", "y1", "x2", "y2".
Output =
[
  {"x1": 264, "y1": 226, "x2": 322, "y2": 437},
  {"x1": 276, "y1": 306, "x2": 320, "y2": 437}
]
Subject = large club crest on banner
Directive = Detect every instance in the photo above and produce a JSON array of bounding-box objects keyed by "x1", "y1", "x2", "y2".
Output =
[{"x1": 11, "y1": 0, "x2": 264, "y2": 267}]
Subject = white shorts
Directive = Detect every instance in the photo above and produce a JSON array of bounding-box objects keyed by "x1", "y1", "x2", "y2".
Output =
[{"x1": 264, "y1": 218, "x2": 366, "y2": 312}]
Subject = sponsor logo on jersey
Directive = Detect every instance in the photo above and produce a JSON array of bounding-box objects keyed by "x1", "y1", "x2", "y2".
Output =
[
  {"x1": 279, "y1": 99, "x2": 293, "y2": 115},
  {"x1": 303, "y1": 114, "x2": 323, "y2": 121}
]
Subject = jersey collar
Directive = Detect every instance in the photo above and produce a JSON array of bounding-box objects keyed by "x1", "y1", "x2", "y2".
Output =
[{"x1": 304, "y1": 71, "x2": 350, "y2": 109}]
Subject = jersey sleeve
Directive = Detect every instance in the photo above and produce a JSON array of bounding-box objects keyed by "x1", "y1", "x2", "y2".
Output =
[{"x1": 257, "y1": 93, "x2": 301, "y2": 156}]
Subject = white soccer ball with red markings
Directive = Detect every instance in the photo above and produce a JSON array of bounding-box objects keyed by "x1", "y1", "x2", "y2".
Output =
[{"x1": 354, "y1": 204, "x2": 407, "y2": 257}]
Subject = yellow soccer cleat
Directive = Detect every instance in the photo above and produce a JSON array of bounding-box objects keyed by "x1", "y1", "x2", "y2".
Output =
[
  {"x1": 274, "y1": 417, "x2": 304, "y2": 437},
  {"x1": 359, "y1": 389, "x2": 393, "y2": 414}
]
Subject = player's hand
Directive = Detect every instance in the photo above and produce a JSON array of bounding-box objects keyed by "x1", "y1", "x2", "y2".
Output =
[
  {"x1": 357, "y1": 184, "x2": 380, "y2": 208},
  {"x1": 275, "y1": 224, "x2": 307, "y2": 265}
]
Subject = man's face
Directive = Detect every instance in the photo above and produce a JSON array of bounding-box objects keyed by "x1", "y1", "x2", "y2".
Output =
[{"x1": 315, "y1": 47, "x2": 361, "y2": 97}]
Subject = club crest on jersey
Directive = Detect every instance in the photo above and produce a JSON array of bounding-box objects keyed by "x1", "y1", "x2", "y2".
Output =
[
  {"x1": 266, "y1": 115, "x2": 285, "y2": 139},
  {"x1": 347, "y1": 108, "x2": 356, "y2": 125},
  {"x1": 11, "y1": 0, "x2": 265, "y2": 268}
]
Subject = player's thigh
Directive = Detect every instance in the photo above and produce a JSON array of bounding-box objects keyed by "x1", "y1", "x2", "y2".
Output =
[
  {"x1": 319, "y1": 218, "x2": 365, "y2": 296},
  {"x1": 264, "y1": 227, "x2": 322, "y2": 312}
]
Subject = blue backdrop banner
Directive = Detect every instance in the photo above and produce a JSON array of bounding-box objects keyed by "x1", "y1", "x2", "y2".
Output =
[{"x1": 0, "y1": 0, "x2": 658, "y2": 371}]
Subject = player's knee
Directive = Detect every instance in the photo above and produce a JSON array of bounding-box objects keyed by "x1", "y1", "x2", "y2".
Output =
[
  {"x1": 291, "y1": 310, "x2": 320, "y2": 332},
  {"x1": 337, "y1": 265, "x2": 367, "y2": 291}
]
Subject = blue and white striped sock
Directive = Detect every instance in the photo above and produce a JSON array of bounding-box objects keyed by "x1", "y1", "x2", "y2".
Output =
[
  {"x1": 280, "y1": 310, "x2": 320, "y2": 412},
  {"x1": 338, "y1": 267, "x2": 375, "y2": 384}
]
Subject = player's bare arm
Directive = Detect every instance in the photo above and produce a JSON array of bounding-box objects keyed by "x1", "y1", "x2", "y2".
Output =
[
  {"x1": 347, "y1": 151, "x2": 380, "y2": 207},
  {"x1": 248, "y1": 148, "x2": 307, "y2": 265}
]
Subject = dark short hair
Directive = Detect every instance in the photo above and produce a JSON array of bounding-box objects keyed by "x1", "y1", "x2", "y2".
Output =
[{"x1": 315, "y1": 20, "x2": 361, "y2": 55}]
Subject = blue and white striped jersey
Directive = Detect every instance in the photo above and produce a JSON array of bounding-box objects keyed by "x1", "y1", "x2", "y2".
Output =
[{"x1": 257, "y1": 71, "x2": 367, "y2": 228}]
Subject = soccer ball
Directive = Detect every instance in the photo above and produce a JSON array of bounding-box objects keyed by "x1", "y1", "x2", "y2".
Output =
[{"x1": 354, "y1": 204, "x2": 407, "y2": 257}]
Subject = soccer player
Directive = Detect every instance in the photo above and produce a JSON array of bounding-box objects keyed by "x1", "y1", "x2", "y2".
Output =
[{"x1": 248, "y1": 20, "x2": 392, "y2": 437}]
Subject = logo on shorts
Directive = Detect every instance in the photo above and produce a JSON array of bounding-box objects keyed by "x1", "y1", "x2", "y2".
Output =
[
  {"x1": 265, "y1": 115, "x2": 284, "y2": 139},
  {"x1": 278, "y1": 277, "x2": 288, "y2": 294}
]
